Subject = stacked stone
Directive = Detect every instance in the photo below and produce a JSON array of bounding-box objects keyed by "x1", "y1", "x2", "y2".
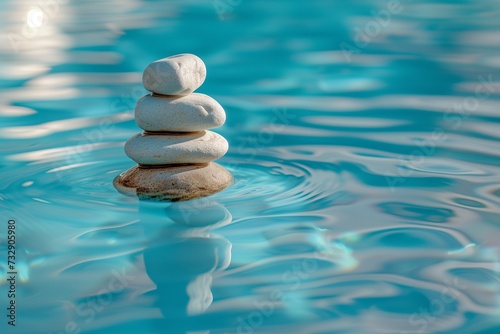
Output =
[{"x1": 114, "y1": 54, "x2": 232, "y2": 201}]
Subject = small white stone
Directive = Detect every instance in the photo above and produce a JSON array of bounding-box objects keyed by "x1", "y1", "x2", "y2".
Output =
[
  {"x1": 125, "y1": 131, "x2": 228, "y2": 165},
  {"x1": 142, "y1": 54, "x2": 206, "y2": 95},
  {"x1": 135, "y1": 93, "x2": 226, "y2": 132}
]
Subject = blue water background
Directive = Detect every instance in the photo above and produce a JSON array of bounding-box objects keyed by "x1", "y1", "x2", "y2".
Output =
[{"x1": 0, "y1": 0, "x2": 500, "y2": 333}]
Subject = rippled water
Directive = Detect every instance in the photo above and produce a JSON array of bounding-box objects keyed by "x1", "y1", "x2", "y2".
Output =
[{"x1": 1, "y1": 0, "x2": 500, "y2": 333}]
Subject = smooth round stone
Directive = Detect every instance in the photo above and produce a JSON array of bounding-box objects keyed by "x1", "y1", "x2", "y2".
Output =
[
  {"x1": 135, "y1": 93, "x2": 226, "y2": 132},
  {"x1": 142, "y1": 54, "x2": 206, "y2": 95},
  {"x1": 113, "y1": 163, "x2": 232, "y2": 201},
  {"x1": 124, "y1": 131, "x2": 228, "y2": 165}
]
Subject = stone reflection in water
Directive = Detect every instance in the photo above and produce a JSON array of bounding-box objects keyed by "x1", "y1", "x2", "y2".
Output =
[{"x1": 142, "y1": 199, "x2": 232, "y2": 333}]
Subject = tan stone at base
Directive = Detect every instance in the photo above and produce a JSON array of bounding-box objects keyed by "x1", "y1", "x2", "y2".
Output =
[{"x1": 113, "y1": 163, "x2": 232, "y2": 201}]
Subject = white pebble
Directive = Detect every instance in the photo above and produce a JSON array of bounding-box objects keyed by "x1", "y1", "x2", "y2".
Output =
[
  {"x1": 125, "y1": 131, "x2": 228, "y2": 165},
  {"x1": 135, "y1": 93, "x2": 226, "y2": 132},
  {"x1": 142, "y1": 54, "x2": 206, "y2": 95}
]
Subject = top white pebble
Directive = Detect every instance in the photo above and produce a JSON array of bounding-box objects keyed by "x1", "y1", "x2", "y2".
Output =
[{"x1": 142, "y1": 54, "x2": 206, "y2": 96}]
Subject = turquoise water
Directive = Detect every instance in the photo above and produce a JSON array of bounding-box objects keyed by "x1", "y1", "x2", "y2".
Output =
[{"x1": 1, "y1": 0, "x2": 500, "y2": 333}]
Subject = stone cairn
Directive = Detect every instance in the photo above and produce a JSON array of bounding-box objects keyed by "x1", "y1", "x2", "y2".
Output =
[{"x1": 114, "y1": 54, "x2": 232, "y2": 201}]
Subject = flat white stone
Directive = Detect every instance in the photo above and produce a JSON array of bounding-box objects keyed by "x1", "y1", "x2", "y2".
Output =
[
  {"x1": 125, "y1": 131, "x2": 228, "y2": 165},
  {"x1": 135, "y1": 93, "x2": 226, "y2": 132},
  {"x1": 142, "y1": 54, "x2": 206, "y2": 95}
]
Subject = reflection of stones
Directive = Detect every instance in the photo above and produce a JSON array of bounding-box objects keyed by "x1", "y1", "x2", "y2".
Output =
[
  {"x1": 143, "y1": 200, "x2": 232, "y2": 325},
  {"x1": 114, "y1": 54, "x2": 232, "y2": 201},
  {"x1": 167, "y1": 199, "x2": 233, "y2": 229},
  {"x1": 144, "y1": 236, "x2": 231, "y2": 317}
]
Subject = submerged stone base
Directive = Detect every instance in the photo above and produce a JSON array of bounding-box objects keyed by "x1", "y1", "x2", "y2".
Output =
[{"x1": 113, "y1": 163, "x2": 232, "y2": 201}]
